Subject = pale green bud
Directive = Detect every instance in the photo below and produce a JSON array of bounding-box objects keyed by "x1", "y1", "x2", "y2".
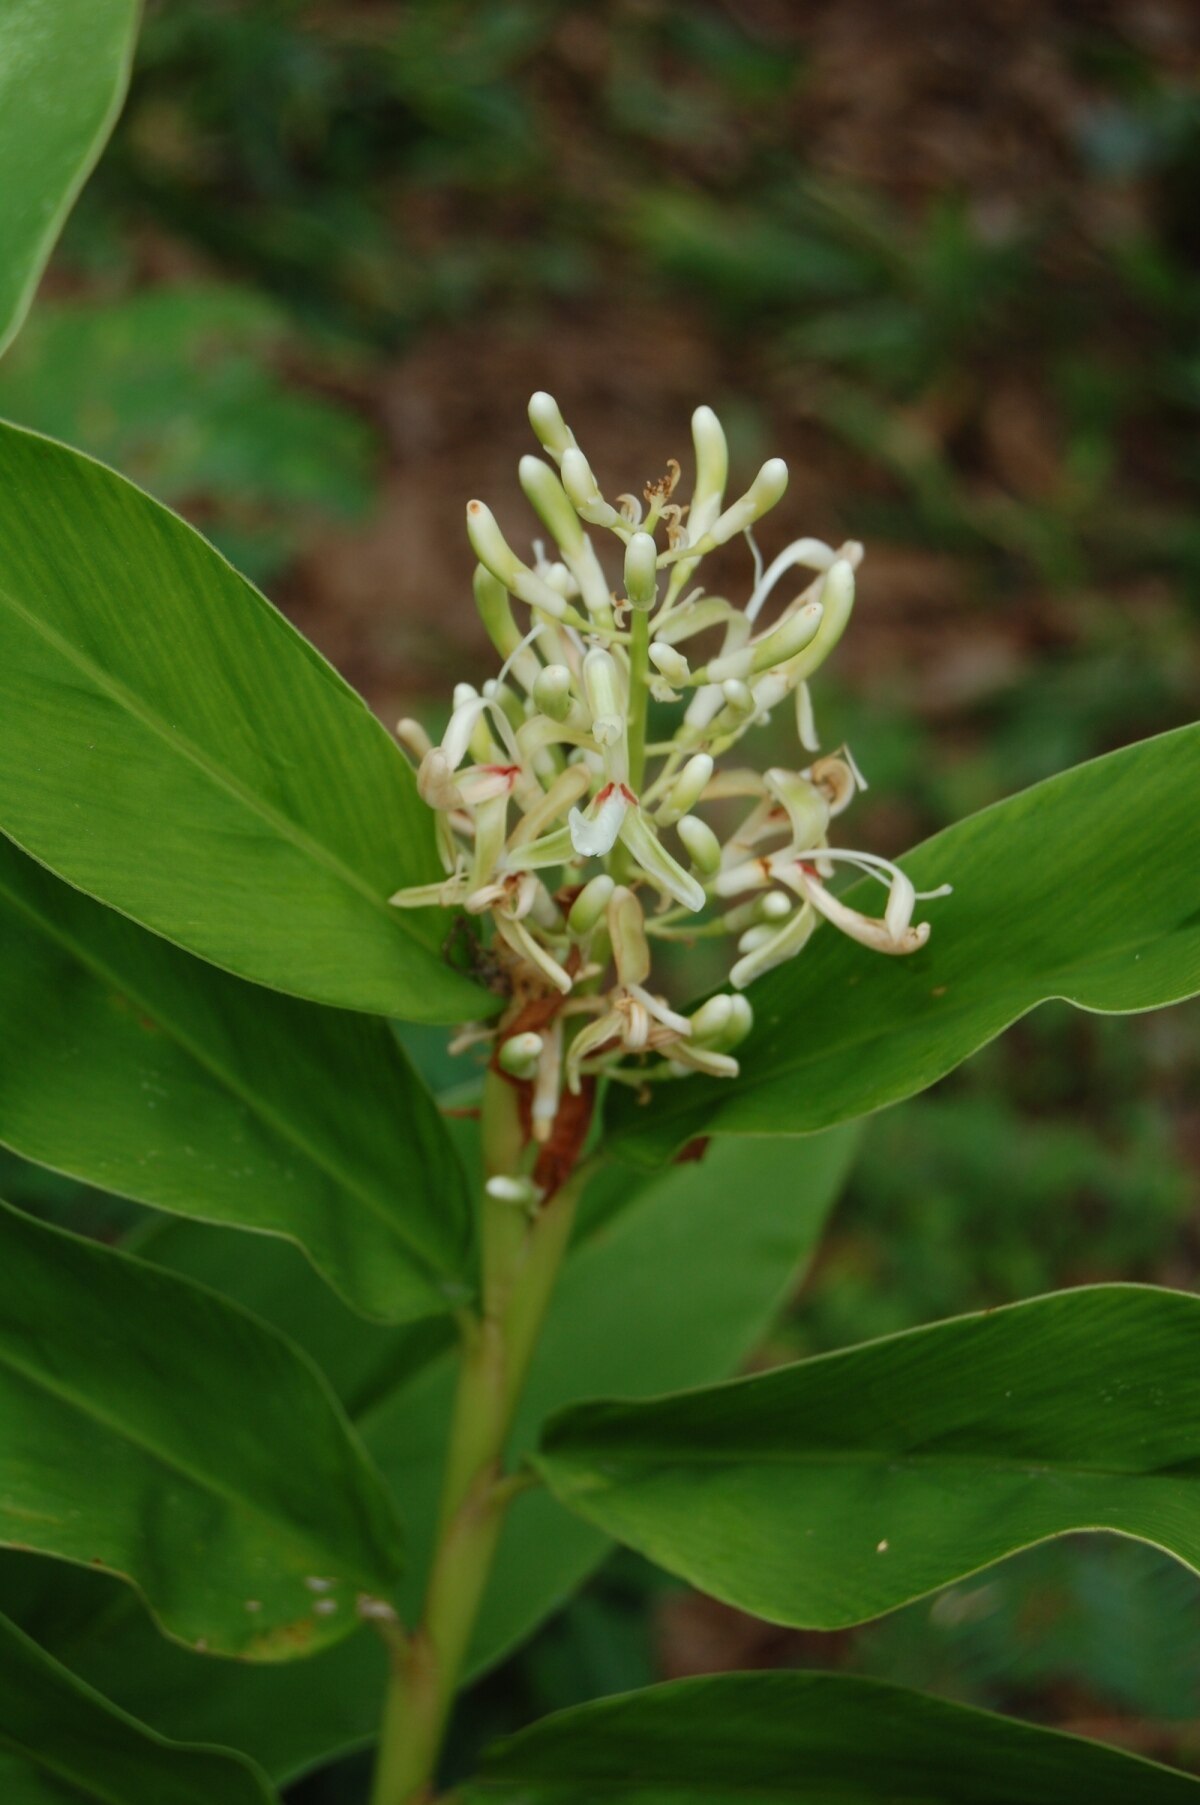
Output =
[
  {"x1": 699, "y1": 457, "x2": 788, "y2": 550},
  {"x1": 567, "y1": 872, "x2": 615, "y2": 936},
  {"x1": 648, "y1": 641, "x2": 691, "y2": 687},
  {"x1": 608, "y1": 884, "x2": 651, "y2": 988},
  {"x1": 519, "y1": 455, "x2": 585, "y2": 556},
  {"x1": 561, "y1": 447, "x2": 619, "y2": 528},
  {"x1": 473, "y1": 565, "x2": 522, "y2": 659},
  {"x1": 786, "y1": 557, "x2": 856, "y2": 682},
  {"x1": 466, "y1": 500, "x2": 577, "y2": 620},
  {"x1": 497, "y1": 1032, "x2": 544, "y2": 1080},
  {"x1": 533, "y1": 663, "x2": 574, "y2": 722},
  {"x1": 624, "y1": 531, "x2": 659, "y2": 609},
  {"x1": 689, "y1": 994, "x2": 733, "y2": 1044},
  {"x1": 721, "y1": 678, "x2": 754, "y2": 716},
  {"x1": 724, "y1": 994, "x2": 753, "y2": 1047},
  {"x1": 664, "y1": 752, "x2": 714, "y2": 819},
  {"x1": 690, "y1": 992, "x2": 753, "y2": 1051},
  {"x1": 582, "y1": 647, "x2": 626, "y2": 749},
  {"x1": 528, "y1": 391, "x2": 576, "y2": 461},
  {"x1": 689, "y1": 405, "x2": 728, "y2": 540},
  {"x1": 748, "y1": 600, "x2": 824, "y2": 675},
  {"x1": 677, "y1": 813, "x2": 722, "y2": 876},
  {"x1": 653, "y1": 595, "x2": 734, "y2": 645},
  {"x1": 720, "y1": 891, "x2": 792, "y2": 934}
]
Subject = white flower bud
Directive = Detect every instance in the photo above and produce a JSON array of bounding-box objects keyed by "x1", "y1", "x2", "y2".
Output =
[
  {"x1": 466, "y1": 500, "x2": 578, "y2": 620},
  {"x1": 699, "y1": 457, "x2": 788, "y2": 549},
  {"x1": 759, "y1": 890, "x2": 793, "y2": 922},
  {"x1": 520, "y1": 455, "x2": 585, "y2": 556},
  {"x1": 561, "y1": 447, "x2": 619, "y2": 528},
  {"x1": 648, "y1": 641, "x2": 691, "y2": 687},
  {"x1": 664, "y1": 752, "x2": 714, "y2": 819},
  {"x1": 786, "y1": 557, "x2": 856, "y2": 681},
  {"x1": 582, "y1": 647, "x2": 626, "y2": 750},
  {"x1": 748, "y1": 600, "x2": 824, "y2": 675},
  {"x1": 486, "y1": 1174, "x2": 540, "y2": 1210},
  {"x1": 567, "y1": 872, "x2": 615, "y2": 936},
  {"x1": 724, "y1": 994, "x2": 753, "y2": 1047},
  {"x1": 721, "y1": 679, "x2": 754, "y2": 716},
  {"x1": 689, "y1": 994, "x2": 733, "y2": 1044},
  {"x1": 689, "y1": 405, "x2": 728, "y2": 541},
  {"x1": 497, "y1": 1032, "x2": 544, "y2": 1080},
  {"x1": 473, "y1": 566, "x2": 522, "y2": 660},
  {"x1": 533, "y1": 663, "x2": 573, "y2": 723},
  {"x1": 608, "y1": 885, "x2": 651, "y2": 989},
  {"x1": 528, "y1": 391, "x2": 576, "y2": 461},
  {"x1": 677, "y1": 813, "x2": 722, "y2": 876},
  {"x1": 624, "y1": 531, "x2": 658, "y2": 609}
]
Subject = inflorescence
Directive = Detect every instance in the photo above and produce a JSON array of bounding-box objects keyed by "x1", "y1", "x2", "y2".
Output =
[{"x1": 390, "y1": 395, "x2": 949, "y2": 1142}]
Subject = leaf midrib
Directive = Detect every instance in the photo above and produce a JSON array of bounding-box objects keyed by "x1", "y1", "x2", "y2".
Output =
[
  {"x1": 545, "y1": 1440, "x2": 1197, "y2": 1484},
  {"x1": 0, "y1": 580, "x2": 431, "y2": 948},
  {"x1": 0, "y1": 870, "x2": 450, "y2": 1293}
]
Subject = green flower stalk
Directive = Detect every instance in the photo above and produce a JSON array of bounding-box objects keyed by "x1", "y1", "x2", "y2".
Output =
[{"x1": 390, "y1": 396, "x2": 950, "y2": 1138}]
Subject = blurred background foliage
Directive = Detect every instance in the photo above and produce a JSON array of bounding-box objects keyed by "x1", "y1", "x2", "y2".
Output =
[{"x1": 4, "y1": 0, "x2": 1200, "y2": 1790}]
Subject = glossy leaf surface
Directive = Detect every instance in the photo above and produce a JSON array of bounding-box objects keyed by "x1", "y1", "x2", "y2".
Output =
[
  {"x1": 0, "y1": 1612, "x2": 274, "y2": 1804},
  {"x1": 539, "y1": 1285, "x2": 1200, "y2": 1628},
  {"x1": 0, "y1": 422, "x2": 487, "y2": 1022},
  {"x1": 0, "y1": 1202, "x2": 403, "y2": 1658},
  {"x1": 610, "y1": 724, "x2": 1200, "y2": 1163},
  {"x1": 4, "y1": 1131, "x2": 856, "y2": 1781},
  {"x1": 0, "y1": 1, "x2": 137, "y2": 357},
  {"x1": 468, "y1": 1672, "x2": 1200, "y2": 1802},
  {"x1": 0, "y1": 838, "x2": 470, "y2": 1321}
]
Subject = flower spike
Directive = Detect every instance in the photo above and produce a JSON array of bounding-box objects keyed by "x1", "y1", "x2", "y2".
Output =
[{"x1": 388, "y1": 396, "x2": 949, "y2": 1141}]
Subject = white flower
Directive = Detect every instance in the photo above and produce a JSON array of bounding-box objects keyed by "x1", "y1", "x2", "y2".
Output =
[{"x1": 389, "y1": 393, "x2": 949, "y2": 1142}]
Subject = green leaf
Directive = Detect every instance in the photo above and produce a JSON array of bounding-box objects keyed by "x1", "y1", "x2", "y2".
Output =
[
  {"x1": 537, "y1": 1284, "x2": 1200, "y2": 1630},
  {"x1": 0, "y1": 1, "x2": 138, "y2": 358},
  {"x1": 0, "y1": 1201, "x2": 403, "y2": 1658},
  {"x1": 0, "y1": 421, "x2": 488, "y2": 1023},
  {"x1": 609, "y1": 724, "x2": 1200, "y2": 1163},
  {"x1": 0, "y1": 1611, "x2": 275, "y2": 1805},
  {"x1": 0, "y1": 837, "x2": 470, "y2": 1322},
  {"x1": 5, "y1": 1131, "x2": 856, "y2": 1783},
  {"x1": 466, "y1": 1671, "x2": 1200, "y2": 1803}
]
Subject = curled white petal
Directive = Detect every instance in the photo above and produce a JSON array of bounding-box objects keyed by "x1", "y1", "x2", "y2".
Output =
[{"x1": 569, "y1": 783, "x2": 629, "y2": 857}]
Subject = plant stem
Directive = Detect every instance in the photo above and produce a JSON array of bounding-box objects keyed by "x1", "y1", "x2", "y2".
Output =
[
  {"x1": 627, "y1": 605, "x2": 651, "y2": 795},
  {"x1": 369, "y1": 1074, "x2": 582, "y2": 1805}
]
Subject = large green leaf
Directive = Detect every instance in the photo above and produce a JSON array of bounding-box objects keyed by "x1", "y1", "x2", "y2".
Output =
[
  {"x1": 0, "y1": 1201, "x2": 403, "y2": 1658},
  {"x1": 0, "y1": 1, "x2": 138, "y2": 358},
  {"x1": 0, "y1": 838, "x2": 470, "y2": 1322},
  {"x1": 537, "y1": 1285, "x2": 1200, "y2": 1629},
  {"x1": 0, "y1": 421, "x2": 488, "y2": 1022},
  {"x1": 609, "y1": 724, "x2": 1200, "y2": 1164},
  {"x1": 0, "y1": 1612, "x2": 274, "y2": 1805},
  {"x1": 5, "y1": 1130, "x2": 856, "y2": 1782},
  {"x1": 466, "y1": 1672, "x2": 1200, "y2": 1803}
]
